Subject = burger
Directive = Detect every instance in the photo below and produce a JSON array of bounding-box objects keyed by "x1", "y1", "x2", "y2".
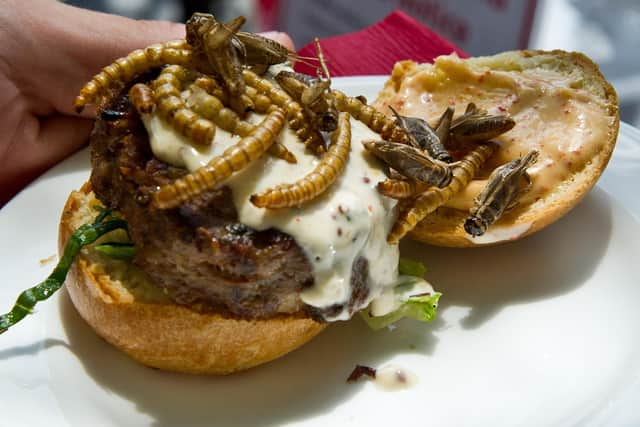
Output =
[{"x1": 0, "y1": 15, "x2": 618, "y2": 375}]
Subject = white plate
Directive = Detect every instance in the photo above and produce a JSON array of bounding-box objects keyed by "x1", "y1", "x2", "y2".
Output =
[{"x1": 1, "y1": 76, "x2": 640, "y2": 427}]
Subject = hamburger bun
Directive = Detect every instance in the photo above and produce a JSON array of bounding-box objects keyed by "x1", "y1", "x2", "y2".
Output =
[
  {"x1": 375, "y1": 50, "x2": 619, "y2": 247},
  {"x1": 59, "y1": 183, "x2": 326, "y2": 374}
]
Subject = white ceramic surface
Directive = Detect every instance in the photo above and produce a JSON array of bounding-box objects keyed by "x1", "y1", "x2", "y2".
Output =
[{"x1": 1, "y1": 76, "x2": 639, "y2": 427}]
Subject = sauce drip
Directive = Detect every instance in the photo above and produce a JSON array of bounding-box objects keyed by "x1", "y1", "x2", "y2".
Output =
[
  {"x1": 374, "y1": 364, "x2": 418, "y2": 391},
  {"x1": 143, "y1": 111, "x2": 410, "y2": 321}
]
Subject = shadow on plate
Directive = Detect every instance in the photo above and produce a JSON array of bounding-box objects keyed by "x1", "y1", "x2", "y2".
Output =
[
  {"x1": 400, "y1": 188, "x2": 613, "y2": 328},
  {"x1": 58, "y1": 287, "x2": 440, "y2": 427},
  {"x1": 0, "y1": 338, "x2": 69, "y2": 360}
]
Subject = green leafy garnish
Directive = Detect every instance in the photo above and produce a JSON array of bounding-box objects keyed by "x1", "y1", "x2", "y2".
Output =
[
  {"x1": 95, "y1": 242, "x2": 136, "y2": 260},
  {"x1": 398, "y1": 257, "x2": 426, "y2": 277},
  {"x1": 361, "y1": 292, "x2": 442, "y2": 330},
  {"x1": 0, "y1": 211, "x2": 128, "y2": 334},
  {"x1": 360, "y1": 257, "x2": 440, "y2": 329}
]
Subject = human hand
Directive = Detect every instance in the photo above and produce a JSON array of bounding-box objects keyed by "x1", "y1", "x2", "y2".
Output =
[{"x1": 0, "y1": 0, "x2": 293, "y2": 206}]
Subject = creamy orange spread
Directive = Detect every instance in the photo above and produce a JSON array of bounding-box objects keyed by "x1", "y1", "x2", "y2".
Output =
[{"x1": 375, "y1": 54, "x2": 614, "y2": 211}]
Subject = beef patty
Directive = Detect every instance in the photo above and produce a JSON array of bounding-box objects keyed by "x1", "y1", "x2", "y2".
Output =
[{"x1": 89, "y1": 86, "x2": 369, "y2": 320}]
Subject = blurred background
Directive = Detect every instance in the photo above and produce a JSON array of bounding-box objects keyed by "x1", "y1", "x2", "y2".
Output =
[{"x1": 64, "y1": 0, "x2": 640, "y2": 127}]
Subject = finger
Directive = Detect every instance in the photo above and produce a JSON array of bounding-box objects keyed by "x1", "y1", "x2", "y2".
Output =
[
  {"x1": 0, "y1": 115, "x2": 92, "y2": 205},
  {"x1": 259, "y1": 31, "x2": 296, "y2": 51},
  {"x1": 9, "y1": 0, "x2": 185, "y2": 116},
  {"x1": 35, "y1": 115, "x2": 93, "y2": 163}
]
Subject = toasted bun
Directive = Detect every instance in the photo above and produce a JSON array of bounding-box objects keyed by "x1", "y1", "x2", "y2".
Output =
[
  {"x1": 375, "y1": 50, "x2": 619, "y2": 247},
  {"x1": 59, "y1": 183, "x2": 326, "y2": 374}
]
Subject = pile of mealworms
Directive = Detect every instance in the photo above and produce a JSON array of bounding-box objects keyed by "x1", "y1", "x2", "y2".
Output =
[{"x1": 74, "y1": 13, "x2": 538, "y2": 244}]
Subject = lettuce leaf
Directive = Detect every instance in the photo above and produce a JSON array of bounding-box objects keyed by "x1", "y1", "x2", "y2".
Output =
[
  {"x1": 360, "y1": 257, "x2": 441, "y2": 329},
  {"x1": 360, "y1": 292, "x2": 441, "y2": 330},
  {"x1": 398, "y1": 257, "x2": 426, "y2": 277}
]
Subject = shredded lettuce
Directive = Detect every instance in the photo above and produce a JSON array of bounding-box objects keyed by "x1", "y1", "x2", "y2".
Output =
[
  {"x1": 361, "y1": 257, "x2": 440, "y2": 329},
  {"x1": 398, "y1": 257, "x2": 426, "y2": 277},
  {"x1": 361, "y1": 292, "x2": 441, "y2": 330}
]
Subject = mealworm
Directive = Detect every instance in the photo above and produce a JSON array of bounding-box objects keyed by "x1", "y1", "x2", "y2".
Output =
[
  {"x1": 153, "y1": 108, "x2": 286, "y2": 209},
  {"x1": 376, "y1": 179, "x2": 430, "y2": 199},
  {"x1": 243, "y1": 69, "x2": 325, "y2": 153},
  {"x1": 243, "y1": 85, "x2": 273, "y2": 114},
  {"x1": 332, "y1": 90, "x2": 408, "y2": 144},
  {"x1": 187, "y1": 85, "x2": 296, "y2": 163},
  {"x1": 191, "y1": 76, "x2": 228, "y2": 102},
  {"x1": 128, "y1": 83, "x2": 155, "y2": 114},
  {"x1": 387, "y1": 143, "x2": 497, "y2": 244},
  {"x1": 152, "y1": 65, "x2": 215, "y2": 145},
  {"x1": 74, "y1": 40, "x2": 192, "y2": 112},
  {"x1": 250, "y1": 112, "x2": 352, "y2": 208}
]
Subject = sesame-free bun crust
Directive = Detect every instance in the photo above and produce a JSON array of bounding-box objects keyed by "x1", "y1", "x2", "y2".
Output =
[
  {"x1": 59, "y1": 183, "x2": 326, "y2": 374},
  {"x1": 375, "y1": 50, "x2": 619, "y2": 247}
]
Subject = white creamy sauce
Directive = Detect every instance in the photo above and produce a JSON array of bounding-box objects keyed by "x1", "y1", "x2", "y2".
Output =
[
  {"x1": 142, "y1": 107, "x2": 422, "y2": 320},
  {"x1": 369, "y1": 276, "x2": 435, "y2": 317},
  {"x1": 465, "y1": 222, "x2": 532, "y2": 244},
  {"x1": 374, "y1": 364, "x2": 418, "y2": 391}
]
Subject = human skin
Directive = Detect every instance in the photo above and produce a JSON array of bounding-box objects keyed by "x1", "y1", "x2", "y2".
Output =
[{"x1": 0, "y1": 0, "x2": 293, "y2": 205}]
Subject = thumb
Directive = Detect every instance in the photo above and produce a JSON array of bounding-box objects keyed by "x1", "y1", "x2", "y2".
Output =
[
  {"x1": 1, "y1": 0, "x2": 186, "y2": 116},
  {"x1": 54, "y1": 3, "x2": 185, "y2": 96}
]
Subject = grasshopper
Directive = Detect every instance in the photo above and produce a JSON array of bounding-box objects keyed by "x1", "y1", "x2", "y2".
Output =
[
  {"x1": 275, "y1": 38, "x2": 338, "y2": 133},
  {"x1": 450, "y1": 102, "x2": 515, "y2": 143},
  {"x1": 362, "y1": 140, "x2": 453, "y2": 188},
  {"x1": 464, "y1": 150, "x2": 539, "y2": 237},
  {"x1": 389, "y1": 106, "x2": 454, "y2": 163}
]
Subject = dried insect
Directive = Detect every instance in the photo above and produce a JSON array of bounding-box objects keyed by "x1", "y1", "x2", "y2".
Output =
[
  {"x1": 186, "y1": 13, "x2": 253, "y2": 114},
  {"x1": 434, "y1": 106, "x2": 454, "y2": 146},
  {"x1": 128, "y1": 83, "x2": 155, "y2": 114},
  {"x1": 243, "y1": 69, "x2": 325, "y2": 152},
  {"x1": 243, "y1": 85, "x2": 272, "y2": 114},
  {"x1": 192, "y1": 75, "x2": 228, "y2": 103},
  {"x1": 355, "y1": 95, "x2": 368, "y2": 105},
  {"x1": 332, "y1": 90, "x2": 408, "y2": 144},
  {"x1": 190, "y1": 78, "x2": 288, "y2": 161},
  {"x1": 234, "y1": 31, "x2": 298, "y2": 74},
  {"x1": 250, "y1": 112, "x2": 352, "y2": 209},
  {"x1": 276, "y1": 70, "x2": 339, "y2": 134},
  {"x1": 464, "y1": 150, "x2": 539, "y2": 237},
  {"x1": 376, "y1": 179, "x2": 430, "y2": 199},
  {"x1": 362, "y1": 140, "x2": 452, "y2": 188},
  {"x1": 152, "y1": 65, "x2": 216, "y2": 145},
  {"x1": 153, "y1": 108, "x2": 287, "y2": 209},
  {"x1": 186, "y1": 84, "x2": 296, "y2": 163},
  {"x1": 450, "y1": 102, "x2": 515, "y2": 143},
  {"x1": 267, "y1": 142, "x2": 298, "y2": 164},
  {"x1": 389, "y1": 106, "x2": 453, "y2": 163},
  {"x1": 186, "y1": 85, "x2": 250, "y2": 135},
  {"x1": 387, "y1": 143, "x2": 497, "y2": 244},
  {"x1": 275, "y1": 39, "x2": 338, "y2": 133},
  {"x1": 74, "y1": 39, "x2": 192, "y2": 113}
]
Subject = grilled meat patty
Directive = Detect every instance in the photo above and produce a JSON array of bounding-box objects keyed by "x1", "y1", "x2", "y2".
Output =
[{"x1": 89, "y1": 87, "x2": 369, "y2": 320}]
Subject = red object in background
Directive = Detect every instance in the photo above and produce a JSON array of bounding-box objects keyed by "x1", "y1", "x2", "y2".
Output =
[
  {"x1": 295, "y1": 10, "x2": 467, "y2": 77},
  {"x1": 257, "y1": 0, "x2": 280, "y2": 33}
]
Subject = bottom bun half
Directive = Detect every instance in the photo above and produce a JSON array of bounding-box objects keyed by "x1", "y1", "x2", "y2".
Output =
[{"x1": 59, "y1": 183, "x2": 326, "y2": 374}]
